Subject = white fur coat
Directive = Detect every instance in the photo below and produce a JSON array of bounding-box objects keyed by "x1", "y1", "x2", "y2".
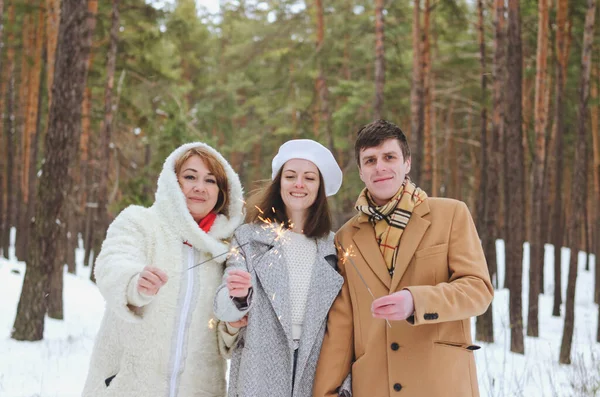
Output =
[{"x1": 82, "y1": 142, "x2": 244, "y2": 397}]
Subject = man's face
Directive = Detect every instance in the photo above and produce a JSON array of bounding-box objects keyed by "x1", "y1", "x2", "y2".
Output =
[{"x1": 358, "y1": 138, "x2": 411, "y2": 206}]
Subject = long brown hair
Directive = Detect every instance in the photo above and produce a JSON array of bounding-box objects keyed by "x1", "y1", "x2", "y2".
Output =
[{"x1": 245, "y1": 167, "x2": 332, "y2": 238}]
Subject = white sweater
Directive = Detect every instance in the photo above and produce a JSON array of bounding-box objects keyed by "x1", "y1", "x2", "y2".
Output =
[{"x1": 284, "y1": 231, "x2": 317, "y2": 344}]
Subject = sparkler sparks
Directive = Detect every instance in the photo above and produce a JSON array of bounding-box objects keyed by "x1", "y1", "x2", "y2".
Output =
[{"x1": 208, "y1": 318, "x2": 217, "y2": 329}]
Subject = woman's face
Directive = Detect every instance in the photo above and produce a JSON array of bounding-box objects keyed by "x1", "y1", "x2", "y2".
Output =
[
  {"x1": 177, "y1": 155, "x2": 220, "y2": 222},
  {"x1": 280, "y1": 159, "x2": 320, "y2": 217}
]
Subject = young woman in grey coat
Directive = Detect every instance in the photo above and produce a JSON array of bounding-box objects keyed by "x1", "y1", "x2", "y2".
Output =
[{"x1": 213, "y1": 139, "x2": 347, "y2": 397}]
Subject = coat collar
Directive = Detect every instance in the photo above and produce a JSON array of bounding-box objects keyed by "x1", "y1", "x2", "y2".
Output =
[
  {"x1": 153, "y1": 142, "x2": 245, "y2": 262},
  {"x1": 351, "y1": 198, "x2": 431, "y2": 292}
]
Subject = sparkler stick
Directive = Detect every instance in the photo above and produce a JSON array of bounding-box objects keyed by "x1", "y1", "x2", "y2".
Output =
[
  {"x1": 338, "y1": 242, "x2": 391, "y2": 328},
  {"x1": 187, "y1": 242, "x2": 250, "y2": 270}
]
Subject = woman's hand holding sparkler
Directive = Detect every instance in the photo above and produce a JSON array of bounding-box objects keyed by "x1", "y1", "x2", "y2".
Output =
[
  {"x1": 226, "y1": 269, "x2": 252, "y2": 298},
  {"x1": 137, "y1": 266, "x2": 169, "y2": 296},
  {"x1": 227, "y1": 315, "x2": 248, "y2": 328}
]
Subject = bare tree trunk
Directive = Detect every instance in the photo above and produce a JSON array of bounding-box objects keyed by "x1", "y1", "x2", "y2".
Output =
[
  {"x1": 81, "y1": 0, "x2": 98, "y2": 270},
  {"x1": 560, "y1": 0, "x2": 595, "y2": 365},
  {"x1": 584, "y1": 193, "x2": 591, "y2": 271},
  {"x1": 11, "y1": 0, "x2": 92, "y2": 341},
  {"x1": 430, "y1": 61, "x2": 438, "y2": 196},
  {"x1": 374, "y1": 0, "x2": 384, "y2": 120},
  {"x1": 527, "y1": 0, "x2": 550, "y2": 338},
  {"x1": 443, "y1": 101, "x2": 455, "y2": 198},
  {"x1": 0, "y1": 0, "x2": 6, "y2": 258},
  {"x1": 92, "y1": 0, "x2": 120, "y2": 284},
  {"x1": 410, "y1": 0, "x2": 423, "y2": 183},
  {"x1": 46, "y1": 0, "x2": 60, "y2": 108},
  {"x1": 506, "y1": 0, "x2": 525, "y2": 355},
  {"x1": 552, "y1": 0, "x2": 570, "y2": 318},
  {"x1": 2, "y1": 2, "x2": 15, "y2": 258},
  {"x1": 24, "y1": 45, "x2": 44, "y2": 272},
  {"x1": 489, "y1": 0, "x2": 505, "y2": 287},
  {"x1": 592, "y1": 66, "x2": 600, "y2": 304},
  {"x1": 421, "y1": 0, "x2": 432, "y2": 193},
  {"x1": 19, "y1": 4, "x2": 45, "y2": 264},
  {"x1": 475, "y1": 0, "x2": 493, "y2": 343},
  {"x1": 15, "y1": 0, "x2": 34, "y2": 262}
]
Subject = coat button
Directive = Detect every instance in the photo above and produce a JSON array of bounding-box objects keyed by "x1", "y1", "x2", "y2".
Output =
[
  {"x1": 393, "y1": 383, "x2": 402, "y2": 392},
  {"x1": 391, "y1": 342, "x2": 399, "y2": 351}
]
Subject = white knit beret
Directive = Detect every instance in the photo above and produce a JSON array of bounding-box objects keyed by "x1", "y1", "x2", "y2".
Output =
[{"x1": 271, "y1": 139, "x2": 343, "y2": 197}]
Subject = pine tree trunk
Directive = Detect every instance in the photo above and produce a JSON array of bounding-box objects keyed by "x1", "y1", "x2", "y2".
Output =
[
  {"x1": 65, "y1": 205, "x2": 77, "y2": 274},
  {"x1": 527, "y1": 0, "x2": 549, "y2": 338},
  {"x1": 373, "y1": 0, "x2": 384, "y2": 120},
  {"x1": 421, "y1": 0, "x2": 432, "y2": 193},
  {"x1": 539, "y1": 68, "x2": 552, "y2": 293},
  {"x1": 82, "y1": 0, "x2": 98, "y2": 273},
  {"x1": 587, "y1": 192, "x2": 593, "y2": 270},
  {"x1": 46, "y1": 0, "x2": 60, "y2": 108},
  {"x1": 24, "y1": 47, "x2": 44, "y2": 270},
  {"x1": 20, "y1": 4, "x2": 45, "y2": 264},
  {"x1": 560, "y1": 0, "x2": 595, "y2": 365},
  {"x1": 552, "y1": 0, "x2": 570, "y2": 318},
  {"x1": 430, "y1": 63, "x2": 438, "y2": 196},
  {"x1": 0, "y1": 0, "x2": 5, "y2": 259},
  {"x1": 11, "y1": 0, "x2": 92, "y2": 341},
  {"x1": 410, "y1": 0, "x2": 423, "y2": 183},
  {"x1": 475, "y1": 0, "x2": 494, "y2": 343},
  {"x1": 506, "y1": 0, "x2": 525, "y2": 355},
  {"x1": 443, "y1": 101, "x2": 455, "y2": 198},
  {"x1": 489, "y1": 0, "x2": 505, "y2": 287},
  {"x1": 592, "y1": 66, "x2": 600, "y2": 304},
  {"x1": 93, "y1": 0, "x2": 120, "y2": 284},
  {"x1": 2, "y1": 7, "x2": 15, "y2": 258},
  {"x1": 15, "y1": 0, "x2": 34, "y2": 262}
]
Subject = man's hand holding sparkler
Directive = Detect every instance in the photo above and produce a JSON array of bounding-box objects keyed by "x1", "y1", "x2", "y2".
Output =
[
  {"x1": 226, "y1": 269, "x2": 252, "y2": 298},
  {"x1": 371, "y1": 290, "x2": 415, "y2": 321}
]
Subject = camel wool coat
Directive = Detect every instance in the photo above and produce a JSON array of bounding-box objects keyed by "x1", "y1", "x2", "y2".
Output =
[{"x1": 313, "y1": 197, "x2": 494, "y2": 397}]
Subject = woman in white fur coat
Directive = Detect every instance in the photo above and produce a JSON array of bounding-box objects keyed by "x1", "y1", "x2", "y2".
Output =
[{"x1": 83, "y1": 142, "x2": 245, "y2": 397}]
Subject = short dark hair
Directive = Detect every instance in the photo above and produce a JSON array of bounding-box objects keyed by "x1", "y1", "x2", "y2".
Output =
[
  {"x1": 354, "y1": 119, "x2": 411, "y2": 166},
  {"x1": 245, "y1": 168, "x2": 332, "y2": 239}
]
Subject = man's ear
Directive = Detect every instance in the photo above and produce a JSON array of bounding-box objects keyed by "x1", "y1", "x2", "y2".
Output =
[{"x1": 405, "y1": 157, "x2": 412, "y2": 174}]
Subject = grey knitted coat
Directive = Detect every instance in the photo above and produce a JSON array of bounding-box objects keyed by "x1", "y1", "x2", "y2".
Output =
[{"x1": 214, "y1": 223, "x2": 344, "y2": 397}]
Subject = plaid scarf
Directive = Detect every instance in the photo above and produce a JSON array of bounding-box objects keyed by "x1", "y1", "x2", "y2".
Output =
[{"x1": 356, "y1": 177, "x2": 428, "y2": 276}]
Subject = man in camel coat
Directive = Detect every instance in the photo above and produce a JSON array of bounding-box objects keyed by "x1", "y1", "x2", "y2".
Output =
[{"x1": 313, "y1": 120, "x2": 494, "y2": 397}]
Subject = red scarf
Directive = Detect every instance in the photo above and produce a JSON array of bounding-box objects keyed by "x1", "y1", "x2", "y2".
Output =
[
  {"x1": 198, "y1": 212, "x2": 217, "y2": 232},
  {"x1": 184, "y1": 212, "x2": 217, "y2": 247}
]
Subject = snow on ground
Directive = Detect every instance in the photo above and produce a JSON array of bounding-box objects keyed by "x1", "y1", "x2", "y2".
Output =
[{"x1": 0, "y1": 228, "x2": 598, "y2": 396}]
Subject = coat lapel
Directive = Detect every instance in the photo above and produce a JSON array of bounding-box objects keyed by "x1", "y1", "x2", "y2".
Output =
[
  {"x1": 352, "y1": 220, "x2": 391, "y2": 290},
  {"x1": 389, "y1": 200, "x2": 431, "y2": 292},
  {"x1": 295, "y1": 237, "x2": 343, "y2": 387},
  {"x1": 251, "y1": 230, "x2": 293, "y2": 344}
]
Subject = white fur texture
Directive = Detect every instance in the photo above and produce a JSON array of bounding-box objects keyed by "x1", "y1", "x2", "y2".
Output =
[{"x1": 83, "y1": 142, "x2": 244, "y2": 397}]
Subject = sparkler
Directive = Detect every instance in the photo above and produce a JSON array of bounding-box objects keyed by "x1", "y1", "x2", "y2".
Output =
[
  {"x1": 338, "y1": 242, "x2": 391, "y2": 328},
  {"x1": 187, "y1": 242, "x2": 250, "y2": 270}
]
